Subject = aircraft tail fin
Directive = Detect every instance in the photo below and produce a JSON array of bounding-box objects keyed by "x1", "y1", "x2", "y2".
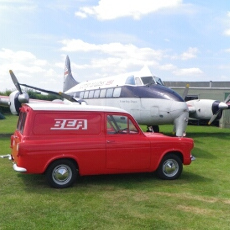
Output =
[{"x1": 63, "y1": 55, "x2": 79, "y2": 92}]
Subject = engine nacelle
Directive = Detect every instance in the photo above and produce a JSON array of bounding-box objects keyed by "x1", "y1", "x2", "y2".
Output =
[
  {"x1": 9, "y1": 91, "x2": 29, "y2": 115},
  {"x1": 187, "y1": 99, "x2": 222, "y2": 120}
]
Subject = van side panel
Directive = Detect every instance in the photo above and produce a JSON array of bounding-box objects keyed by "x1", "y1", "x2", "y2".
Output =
[
  {"x1": 33, "y1": 112, "x2": 102, "y2": 136},
  {"x1": 13, "y1": 111, "x2": 107, "y2": 174}
]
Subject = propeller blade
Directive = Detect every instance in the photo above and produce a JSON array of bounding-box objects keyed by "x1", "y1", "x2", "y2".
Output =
[
  {"x1": 208, "y1": 110, "x2": 221, "y2": 125},
  {"x1": 182, "y1": 84, "x2": 189, "y2": 100},
  {"x1": 19, "y1": 83, "x2": 61, "y2": 97},
  {"x1": 224, "y1": 94, "x2": 230, "y2": 103},
  {"x1": 9, "y1": 70, "x2": 23, "y2": 94},
  {"x1": 59, "y1": 92, "x2": 79, "y2": 102}
]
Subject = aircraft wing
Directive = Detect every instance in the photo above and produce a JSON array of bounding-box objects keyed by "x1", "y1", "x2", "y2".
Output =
[{"x1": 0, "y1": 95, "x2": 10, "y2": 107}]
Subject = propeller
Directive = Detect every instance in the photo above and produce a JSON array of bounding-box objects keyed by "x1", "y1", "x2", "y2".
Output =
[
  {"x1": 9, "y1": 70, "x2": 29, "y2": 104},
  {"x1": 59, "y1": 92, "x2": 80, "y2": 103},
  {"x1": 10, "y1": 70, "x2": 84, "y2": 104},
  {"x1": 208, "y1": 94, "x2": 230, "y2": 125},
  {"x1": 9, "y1": 70, "x2": 23, "y2": 94},
  {"x1": 182, "y1": 84, "x2": 190, "y2": 100}
]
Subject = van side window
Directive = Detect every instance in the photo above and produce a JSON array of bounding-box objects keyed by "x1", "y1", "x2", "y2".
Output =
[
  {"x1": 107, "y1": 115, "x2": 138, "y2": 134},
  {"x1": 17, "y1": 112, "x2": 27, "y2": 134}
]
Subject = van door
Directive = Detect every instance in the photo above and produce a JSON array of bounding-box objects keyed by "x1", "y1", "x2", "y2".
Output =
[{"x1": 106, "y1": 114, "x2": 151, "y2": 171}]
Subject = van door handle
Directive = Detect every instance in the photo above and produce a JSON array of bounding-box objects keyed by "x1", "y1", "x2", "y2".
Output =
[{"x1": 106, "y1": 140, "x2": 115, "y2": 143}]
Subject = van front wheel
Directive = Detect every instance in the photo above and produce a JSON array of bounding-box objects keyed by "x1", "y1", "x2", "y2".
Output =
[
  {"x1": 46, "y1": 159, "x2": 77, "y2": 188},
  {"x1": 156, "y1": 154, "x2": 182, "y2": 180}
]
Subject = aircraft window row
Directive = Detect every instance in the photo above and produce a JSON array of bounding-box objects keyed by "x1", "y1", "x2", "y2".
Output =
[{"x1": 79, "y1": 87, "x2": 122, "y2": 99}]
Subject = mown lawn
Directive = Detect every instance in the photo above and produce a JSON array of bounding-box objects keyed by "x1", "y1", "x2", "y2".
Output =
[{"x1": 1, "y1": 115, "x2": 230, "y2": 229}]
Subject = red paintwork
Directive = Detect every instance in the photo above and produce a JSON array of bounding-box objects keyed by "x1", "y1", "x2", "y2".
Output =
[{"x1": 11, "y1": 104, "x2": 194, "y2": 176}]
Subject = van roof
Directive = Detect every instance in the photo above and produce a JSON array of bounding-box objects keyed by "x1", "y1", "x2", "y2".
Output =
[{"x1": 24, "y1": 103, "x2": 128, "y2": 113}]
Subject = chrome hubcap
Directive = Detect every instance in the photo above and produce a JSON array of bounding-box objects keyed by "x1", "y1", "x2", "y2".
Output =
[
  {"x1": 52, "y1": 165, "x2": 72, "y2": 185},
  {"x1": 163, "y1": 159, "x2": 179, "y2": 177}
]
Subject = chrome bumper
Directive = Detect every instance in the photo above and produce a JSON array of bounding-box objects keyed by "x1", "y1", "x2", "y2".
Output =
[
  {"x1": 0, "y1": 154, "x2": 27, "y2": 172},
  {"x1": 13, "y1": 163, "x2": 27, "y2": 173},
  {"x1": 191, "y1": 155, "x2": 196, "y2": 161},
  {"x1": 0, "y1": 154, "x2": 12, "y2": 160}
]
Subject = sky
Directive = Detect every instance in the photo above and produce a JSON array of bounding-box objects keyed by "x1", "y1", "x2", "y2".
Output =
[{"x1": 0, "y1": 0, "x2": 230, "y2": 92}]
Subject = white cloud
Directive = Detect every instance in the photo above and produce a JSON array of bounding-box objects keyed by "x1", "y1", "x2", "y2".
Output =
[
  {"x1": 75, "y1": 0, "x2": 182, "y2": 20},
  {"x1": 0, "y1": 0, "x2": 36, "y2": 12},
  {"x1": 224, "y1": 29, "x2": 230, "y2": 36},
  {"x1": 171, "y1": 47, "x2": 199, "y2": 60},
  {"x1": 173, "y1": 67, "x2": 203, "y2": 76},
  {"x1": 180, "y1": 47, "x2": 198, "y2": 60},
  {"x1": 223, "y1": 11, "x2": 230, "y2": 36},
  {"x1": 60, "y1": 39, "x2": 164, "y2": 62},
  {"x1": 224, "y1": 48, "x2": 230, "y2": 53},
  {"x1": 0, "y1": 49, "x2": 62, "y2": 91}
]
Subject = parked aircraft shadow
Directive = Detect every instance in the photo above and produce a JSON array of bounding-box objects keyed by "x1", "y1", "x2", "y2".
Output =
[{"x1": 161, "y1": 131, "x2": 230, "y2": 140}]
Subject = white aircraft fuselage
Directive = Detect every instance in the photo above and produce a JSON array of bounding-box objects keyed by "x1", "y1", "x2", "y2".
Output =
[{"x1": 65, "y1": 72, "x2": 189, "y2": 136}]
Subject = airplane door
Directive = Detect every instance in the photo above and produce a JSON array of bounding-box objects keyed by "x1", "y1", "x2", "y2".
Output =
[{"x1": 106, "y1": 114, "x2": 151, "y2": 171}]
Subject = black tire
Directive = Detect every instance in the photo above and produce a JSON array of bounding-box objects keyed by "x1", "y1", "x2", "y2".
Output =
[
  {"x1": 46, "y1": 159, "x2": 77, "y2": 188},
  {"x1": 156, "y1": 154, "x2": 183, "y2": 180},
  {"x1": 152, "y1": 125, "x2": 159, "y2": 133}
]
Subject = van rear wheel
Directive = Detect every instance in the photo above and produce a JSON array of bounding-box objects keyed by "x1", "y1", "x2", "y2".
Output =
[{"x1": 46, "y1": 159, "x2": 77, "y2": 188}]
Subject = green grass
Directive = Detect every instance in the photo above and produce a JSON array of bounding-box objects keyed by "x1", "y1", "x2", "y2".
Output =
[
  {"x1": 0, "y1": 114, "x2": 18, "y2": 134},
  {"x1": 1, "y1": 115, "x2": 230, "y2": 229}
]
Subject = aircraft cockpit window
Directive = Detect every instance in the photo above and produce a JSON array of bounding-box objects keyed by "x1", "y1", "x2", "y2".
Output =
[
  {"x1": 155, "y1": 77, "x2": 164, "y2": 86},
  {"x1": 106, "y1": 88, "x2": 114, "y2": 98},
  {"x1": 113, "y1": 87, "x2": 121, "y2": 97},
  {"x1": 94, "y1": 89, "x2": 100, "y2": 98},
  {"x1": 125, "y1": 75, "x2": 135, "y2": 85},
  {"x1": 135, "y1": 77, "x2": 143, "y2": 86},
  {"x1": 141, "y1": 76, "x2": 156, "y2": 85}
]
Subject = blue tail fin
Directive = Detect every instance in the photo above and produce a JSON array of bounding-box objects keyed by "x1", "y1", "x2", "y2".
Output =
[{"x1": 63, "y1": 55, "x2": 78, "y2": 92}]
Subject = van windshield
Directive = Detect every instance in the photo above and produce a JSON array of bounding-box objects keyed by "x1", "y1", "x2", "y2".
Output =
[{"x1": 17, "y1": 112, "x2": 27, "y2": 134}]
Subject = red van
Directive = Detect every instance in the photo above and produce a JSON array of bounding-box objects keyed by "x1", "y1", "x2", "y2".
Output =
[{"x1": 2, "y1": 103, "x2": 194, "y2": 188}]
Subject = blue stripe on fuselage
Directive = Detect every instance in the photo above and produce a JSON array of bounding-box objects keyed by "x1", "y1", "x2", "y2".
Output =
[
  {"x1": 120, "y1": 85, "x2": 184, "y2": 101},
  {"x1": 70, "y1": 84, "x2": 184, "y2": 102}
]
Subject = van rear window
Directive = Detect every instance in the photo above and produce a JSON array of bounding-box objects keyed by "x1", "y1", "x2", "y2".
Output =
[{"x1": 17, "y1": 112, "x2": 27, "y2": 134}]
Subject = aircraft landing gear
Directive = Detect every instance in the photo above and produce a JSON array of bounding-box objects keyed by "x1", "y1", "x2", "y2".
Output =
[{"x1": 147, "y1": 125, "x2": 159, "y2": 133}]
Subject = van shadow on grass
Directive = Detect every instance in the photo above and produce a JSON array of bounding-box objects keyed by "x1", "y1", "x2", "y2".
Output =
[
  {"x1": 17, "y1": 169, "x2": 209, "y2": 192},
  {"x1": 192, "y1": 146, "x2": 216, "y2": 159}
]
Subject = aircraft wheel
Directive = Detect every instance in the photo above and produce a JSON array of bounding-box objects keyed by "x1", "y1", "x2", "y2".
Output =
[
  {"x1": 156, "y1": 154, "x2": 183, "y2": 180},
  {"x1": 152, "y1": 125, "x2": 159, "y2": 132},
  {"x1": 147, "y1": 125, "x2": 159, "y2": 132},
  {"x1": 46, "y1": 159, "x2": 77, "y2": 188}
]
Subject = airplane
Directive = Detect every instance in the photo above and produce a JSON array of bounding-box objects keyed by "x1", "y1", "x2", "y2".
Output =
[
  {"x1": 1, "y1": 56, "x2": 230, "y2": 136},
  {"x1": 0, "y1": 56, "x2": 189, "y2": 136}
]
